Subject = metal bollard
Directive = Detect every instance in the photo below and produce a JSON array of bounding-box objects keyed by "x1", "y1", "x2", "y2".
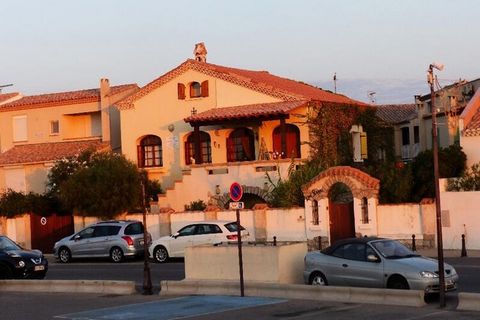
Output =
[
  {"x1": 461, "y1": 234, "x2": 467, "y2": 257},
  {"x1": 273, "y1": 236, "x2": 277, "y2": 246},
  {"x1": 318, "y1": 236, "x2": 322, "y2": 250},
  {"x1": 412, "y1": 234, "x2": 416, "y2": 252}
]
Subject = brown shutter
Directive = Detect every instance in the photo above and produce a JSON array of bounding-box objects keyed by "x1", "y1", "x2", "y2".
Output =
[
  {"x1": 201, "y1": 80, "x2": 209, "y2": 97},
  {"x1": 185, "y1": 141, "x2": 192, "y2": 165},
  {"x1": 177, "y1": 83, "x2": 186, "y2": 100},
  {"x1": 137, "y1": 145, "x2": 144, "y2": 168},
  {"x1": 226, "y1": 137, "x2": 234, "y2": 162}
]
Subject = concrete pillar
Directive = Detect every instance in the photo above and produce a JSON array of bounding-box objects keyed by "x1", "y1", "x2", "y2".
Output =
[{"x1": 253, "y1": 209, "x2": 267, "y2": 242}]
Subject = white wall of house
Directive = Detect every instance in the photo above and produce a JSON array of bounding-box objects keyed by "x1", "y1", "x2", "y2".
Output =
[{"x1": 460, "y1": 135, "x2": 480, "y2": 167}]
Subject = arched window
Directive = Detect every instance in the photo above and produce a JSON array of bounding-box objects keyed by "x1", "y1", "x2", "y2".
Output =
[
  {"x1": 185, "y1": 131, "x2": 212, "y2": 165},
  {"x1": 190, "y1": 82, "x2": 201, "y2": 98},
  {"x1": 312, "y1": 200, "x2": 319, "y2": 225},
  {"x1": 226, "y1": 128, "x2": 255, "y2": 162},
  {"x1": 272, "y1": 124, "x2": 301, "y2": 158},
  {"x1": 361, "y1": 197, "x2": 369, "y2": 224},
  {"x1": 137, "y1": 135, "x2": 162, "y2": 168}
]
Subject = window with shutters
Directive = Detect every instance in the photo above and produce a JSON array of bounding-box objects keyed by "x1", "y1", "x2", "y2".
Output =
[
  {"x1": 272, "y1": 124, "x2": 301, "y2": 158},
  {"x1": 188, "y1": 80, "x2": 209, "y2": 98},
  {"x1": 50, "y1": 120, "x2": 60, "y2": 135},
  {"x1": 137, "y1": 135, "x2": 162, "y2": 168},
  {"x1": 361, "y1": 197, "x2": 369, "y2": 224},
  {"x1": 13, "y1": 115, "x2": 27, "y2": 142},
  {"x1": 185, "y1": 131, "x2": 212, "y2": 165},
  {"x1": 226, "y1": 128, "x2": 255, "y2": 162},
  {"x1": 177, "y1": 83, "x2": 186, "y2": 100},
  {"x1": 312, "y1": 200, "x2": 319, "y2": 225}
]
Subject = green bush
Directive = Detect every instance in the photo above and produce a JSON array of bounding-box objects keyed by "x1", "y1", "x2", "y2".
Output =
[
  {"x1": 447, "y1": 162, "x2": 480, "y2": 191},
  {"x1": 184, "y1": 200, "x2": 207, "y2": 211}
]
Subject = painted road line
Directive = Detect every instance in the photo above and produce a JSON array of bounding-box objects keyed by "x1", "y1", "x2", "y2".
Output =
[{"x1": 55, "y1": 295, "x2": 286, "y2": 320}]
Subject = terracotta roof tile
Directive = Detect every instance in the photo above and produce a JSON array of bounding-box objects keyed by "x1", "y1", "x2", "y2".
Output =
[
  {"x1": 0, "y1": 84, "x2": 138, "y2": 112},
  {"x1": 375, "y1": 104, "x2": 417, "y2": 124},
  {"x1": 117, "y1": 60, "x2": 367, "y2": 110},
  {"x1": 0, "y1": 139, "x2": 110, "y2": 166},
  {"x1": 184, "y1": 100, "x2": 308, "y2": 124},
  {"x1": 462, "y1": 88, "x2": 480, "y2": 136},
  {"x1": 0, "y1": 92, "x2": 21, "y2": 105}
]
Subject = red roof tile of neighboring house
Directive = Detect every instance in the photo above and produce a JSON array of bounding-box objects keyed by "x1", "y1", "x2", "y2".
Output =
[
  {"x1": 117, "y1": 59, "x2": 367, "y2": 110},
  {"x1": 184, "y1": 100, "x2": 308, "y2": 124},
  {"x1": 375, "y1": 104, "x2": 417, "y2": 124},
  {"x1": 0, "y1": 139, "x2": 110, "y2": 166},
  {"x1": 0, "y1": 92, "x2": 21, "y2": 105},
  {"x1": 0, "y1": 84, "x2": 138, "y2": 112},
  {"x1": 461, "y1": 88, "x2": 480, "y2": 137}
]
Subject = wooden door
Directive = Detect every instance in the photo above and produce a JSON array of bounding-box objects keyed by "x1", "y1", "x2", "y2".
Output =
[
  {"x1": 329, "y1": 200, "x2": 355, "y2": 244},
  {"x1": 30, "y1": 214, "x2": 74, "y2": 253}
]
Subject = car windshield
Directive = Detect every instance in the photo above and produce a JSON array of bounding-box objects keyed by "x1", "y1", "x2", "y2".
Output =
[
  {"x1": 0, "y1": 236, "x2": 22, "y2": 251},
  {"x1": 371, "y1": 240, "x2": 419, "y2": 259}
]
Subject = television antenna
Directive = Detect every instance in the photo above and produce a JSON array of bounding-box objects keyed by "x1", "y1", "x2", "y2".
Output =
[
  {"x1": 367, "y1": 91, "x2": 376, "y2": 104},
  {"x1": 0, "y1": 83, "x2": 13, "y2": 93}
]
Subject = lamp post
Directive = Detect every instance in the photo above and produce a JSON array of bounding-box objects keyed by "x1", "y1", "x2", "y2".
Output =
[
  {"x1": 141, "y1": 181, "x2": 153, "y2": 295},
  {"x1": 428, "y1": 62, "x2": 446, "y2": 307}
]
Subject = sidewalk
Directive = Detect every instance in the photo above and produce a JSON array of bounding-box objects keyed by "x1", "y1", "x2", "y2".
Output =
[{"x1": 416, "y1": 248, "x2": 480, "y2": 258}]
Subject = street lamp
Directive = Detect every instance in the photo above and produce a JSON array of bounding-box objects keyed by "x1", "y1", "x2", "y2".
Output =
[{"x1": 428, "y1": 62, "x2": 446, "y2": 307}]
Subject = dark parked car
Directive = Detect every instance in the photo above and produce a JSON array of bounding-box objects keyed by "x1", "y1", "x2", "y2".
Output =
[
  {"x1": 304, "y1": 237, "x2": 458, "y2": 294},
  {"x1": 53, "y1": 220, "x2": 148, "y2": 263},
  {"x1": 0, "y1": 235, "x2": 48, "y2": 279}
]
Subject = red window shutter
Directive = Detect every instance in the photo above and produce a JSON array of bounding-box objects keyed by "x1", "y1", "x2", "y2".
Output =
[
  {"x1": 272, "y1": 130, "x2": 281, "y2": 156},
  {"x1": 226, "y1": 137, "x2": 234, "y2": 162},
  {"x1": 201, "y1": 80, "x2": 209, "y2": 97},
  {"x1": 137, "y1": 145, "x2": 144, "y2": 168},
  {"x1": 177, "y1": 83, "x2": 186, "y2": 100}
]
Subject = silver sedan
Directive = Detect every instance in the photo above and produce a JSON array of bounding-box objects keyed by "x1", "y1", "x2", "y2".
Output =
[{"x1": 304, "y1": 237, "x2": 458, "y2": 294}]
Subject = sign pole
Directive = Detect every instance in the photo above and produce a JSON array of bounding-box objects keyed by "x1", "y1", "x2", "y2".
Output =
[{"x1": 236, "y1": 208, "x2": 245, "y2": 297}]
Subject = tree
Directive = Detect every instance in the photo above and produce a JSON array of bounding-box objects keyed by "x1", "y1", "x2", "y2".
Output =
[{"x1": 51, "y1": 151, "x2": 142, "y2": 219}]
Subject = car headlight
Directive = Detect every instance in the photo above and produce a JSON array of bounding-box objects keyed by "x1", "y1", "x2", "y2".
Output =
[
  {"x1": 420, "y1": 271, "x2": 439, "y2": 278},
  {"x1": 16, "y1": 260, "x2": 25, "y2": 268}
]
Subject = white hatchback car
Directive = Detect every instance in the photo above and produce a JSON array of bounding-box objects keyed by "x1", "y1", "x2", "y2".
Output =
[{"x1": 149, "y1": 220, "x2": 248, "y2": 263}]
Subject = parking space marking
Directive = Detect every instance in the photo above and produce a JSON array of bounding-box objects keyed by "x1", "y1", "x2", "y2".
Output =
[{"x1": 55, "y1": 295, "x2": 286, "y2": 320}]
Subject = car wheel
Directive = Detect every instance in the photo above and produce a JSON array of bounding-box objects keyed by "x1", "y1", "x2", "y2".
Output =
[
  {"x1": 110, "y1": 247, "x2": 124, "y2": 263},
  {"x1": 0, "y1": 264, "x2": 13, "y2": 279},
  {"x1": 309, "y1": 272, "x2": 328, "y2": 286},
  {"x1": 388, "y1": 275, "x2": 409, "y2": 290},
  {"x1": 154, "y1": 246, "x2": 169, "y2": 263},
  {"x1": 58, "y1": 247, "x2": 71, "y2": 263}
]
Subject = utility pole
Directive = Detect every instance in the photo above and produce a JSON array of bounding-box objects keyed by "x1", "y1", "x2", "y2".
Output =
[
  {"x1": 428, "y1": 62, "x2": 446, "y2": 307},
  {"x1": 333, "y1": 73, "x2": 337, "y2": 93}
]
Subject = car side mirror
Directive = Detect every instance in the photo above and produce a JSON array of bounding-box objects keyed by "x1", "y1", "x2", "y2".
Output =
[
  {"x1": 367, "y1": 254, "x2": 380, "y2": 263},
  {"x1": 172, "y1": 232, "x2": 180, "y2": 239},
  {"x1": 74, "y1": 235, "x2": 81, "y2": 241}
]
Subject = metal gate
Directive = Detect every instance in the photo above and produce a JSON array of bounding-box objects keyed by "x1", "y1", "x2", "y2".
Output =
[{"x1": 30, "y1": 213, "x2": 74, "y2": 253}]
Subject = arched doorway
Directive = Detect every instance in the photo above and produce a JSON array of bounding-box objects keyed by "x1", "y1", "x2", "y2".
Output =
[{"x1": 328, "y1": 182, "x2": 355, "y2": 243}]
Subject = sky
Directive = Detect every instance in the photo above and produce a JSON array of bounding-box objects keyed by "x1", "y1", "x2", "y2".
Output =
[{"x1": 2, "y1": 0, "x2": 479, "y2": 104}]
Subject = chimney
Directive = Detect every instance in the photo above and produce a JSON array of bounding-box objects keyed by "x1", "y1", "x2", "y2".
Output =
[
  {"x1": 100, "y1": 78, "x2": 111, "y2": 142},
  {"x1": 194, "y1": 42, "x2": 207, "y2": 63}
]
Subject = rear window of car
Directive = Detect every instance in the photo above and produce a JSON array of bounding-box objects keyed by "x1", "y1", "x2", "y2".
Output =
[
  {"x1": 224, "y1": 222, "x2": 245, "y2": 232},
  {"x1": 94, "y1": 226, "x2": 121, "y2": 237},
  {"x1": 124, "y1": 222, "x2": 144, "y2": 235}
]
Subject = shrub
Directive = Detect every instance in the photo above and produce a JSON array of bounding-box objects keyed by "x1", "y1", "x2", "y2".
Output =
[{"x1": 184, "y1": 200, "x2": 207, "y2": 211}]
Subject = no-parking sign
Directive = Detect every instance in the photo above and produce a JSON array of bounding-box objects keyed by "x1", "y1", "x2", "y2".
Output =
[{"x1": 229, "y1": 182, "x2": 243, "y2": 202}]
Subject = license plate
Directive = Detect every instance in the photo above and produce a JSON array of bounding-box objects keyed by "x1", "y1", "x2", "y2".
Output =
[{"x1": 34, "y1": 265, "x2": 45, "y2": 271}]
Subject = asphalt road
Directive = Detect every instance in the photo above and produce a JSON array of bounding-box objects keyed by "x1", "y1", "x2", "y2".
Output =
[
  {"x1": 44, "y1": 256, "x2": 480, "y2": 293},
  {"x1": 1, "y1": 292, "x2": 478, "y2": 320}
]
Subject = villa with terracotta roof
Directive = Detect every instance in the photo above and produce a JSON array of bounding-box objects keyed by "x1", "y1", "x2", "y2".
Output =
[
  {"x1": 117, "y1": 44, "x2": 368, "y2": 211},
  {"x1": 0, "y1": 80, "x2": 138, "y2": 194}
]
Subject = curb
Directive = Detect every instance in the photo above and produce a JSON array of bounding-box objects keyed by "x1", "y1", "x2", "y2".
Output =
[
  {"x1": 159, "y1": 280, "x2": 426, "y2": 307},
  {"x1": 0, "y1": 279, "x2": 136, "y2": 295},
  {"x1": 457, "y1": 292, "x2": 480, "y2": 311}
]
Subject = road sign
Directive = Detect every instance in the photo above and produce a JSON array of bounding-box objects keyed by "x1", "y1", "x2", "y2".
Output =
[
  {"x1": 229, "y1": 182, "x2": 243, "y2": 202},
  {"x1": 229, "y1": 202, "x2": 244, "y2": 210}
]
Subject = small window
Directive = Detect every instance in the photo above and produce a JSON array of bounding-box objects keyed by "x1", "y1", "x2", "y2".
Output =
[
  {"x1": 401, "y1": 127, "x2": 410, "y2": 146},
  {"x1": 137, "y1": 135, "x2": 162, "y2": 168},
  {"x1": 190, "y1": 82, "x2": 202, "y2": 98},
  {"x1": 361, "y1": 197, "x2": 369, "y2": 224},
  {"x1": 50, "y1": 120, "x2": 59, "y2": 135},
  {"x1": 124, "y1": 223, "x2": 144, "y2": 235},
  {"x1": 312, "y1": 200, "x2": 319, "y2": 225},
  {"x1": 413, "y1": 126, "x2": 420, "y2": 144}
]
